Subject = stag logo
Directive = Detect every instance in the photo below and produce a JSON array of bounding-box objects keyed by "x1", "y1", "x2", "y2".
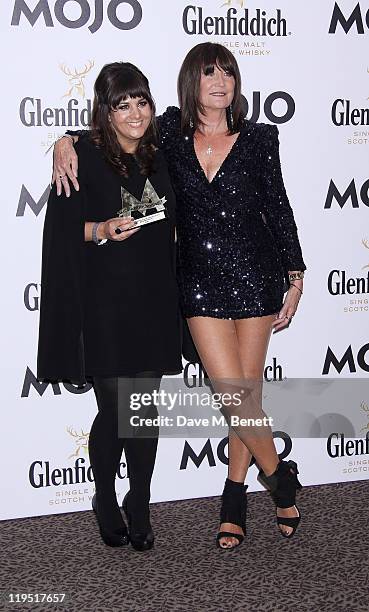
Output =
[
  {"x1": 60, "y1": 60, "x2": 94, "y2": 99},
  {"x1": 67, "y1": 427, "x2": 90, "y2": 460},
  {"x1": 221, "y1": 0, "x2": 245, "y2": 7},
  {"x1": 362, "y1": 238, "x2": 369, "y2": 269},
  {"x1": 360, "y1": 401, "x2": 369, "y2": 432}
]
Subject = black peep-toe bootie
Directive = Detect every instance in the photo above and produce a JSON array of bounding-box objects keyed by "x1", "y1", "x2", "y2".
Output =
[
  {"x1": 216, "y1": 478, "x2": 248, "y2": 549},
  {"x1": 122, "y1": 492, "x2": 154, "y2": 552},
  {"x1": 259, "y1": 460, "x2": 302, "y2": 538},
  {"x1": 92, "y1": 493, "x2": 129, "y2": 547}
]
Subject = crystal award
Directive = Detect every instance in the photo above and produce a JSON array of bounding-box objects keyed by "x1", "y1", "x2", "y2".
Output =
[{"x1": 117, "y1": 179, "x2": 167, "y2": 228}]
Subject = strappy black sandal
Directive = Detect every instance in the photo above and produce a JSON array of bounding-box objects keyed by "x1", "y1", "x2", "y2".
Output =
[
  {"x1": 216, "y1": 478, "x2": 248, "y2": 549},
  {"x1": 259, "y1": 459, "x2": 302, "y2": 538}
]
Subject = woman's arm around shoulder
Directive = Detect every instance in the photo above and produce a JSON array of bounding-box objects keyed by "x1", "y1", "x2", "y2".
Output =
[
  {"x1": 53, "y1": 129, "x2": 90, "y2": 196},
  {"x1": 157, "y1": 106, "x2": 181, "y2": 150}
]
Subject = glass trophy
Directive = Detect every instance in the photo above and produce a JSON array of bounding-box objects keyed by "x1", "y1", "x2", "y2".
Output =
[{"x1": 117, "y1": 179, "x2": 167, "y2": 228}]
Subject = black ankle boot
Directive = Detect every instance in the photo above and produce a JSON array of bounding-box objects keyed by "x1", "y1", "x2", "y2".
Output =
[
  {"x1": 258, "y1": 460, "x2": 302, "y2": 538},
  {"x1": 122, "y1": 492, "x2": 154, "y2": 552},
  {"x1": 216, "y1": 478, "x2": 248, "y2": 550},
  {"x1": 92, "y1": 494, "x2": 129, "y2": 547}
]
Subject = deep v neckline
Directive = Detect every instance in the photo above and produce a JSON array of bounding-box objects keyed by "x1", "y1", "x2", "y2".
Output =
[{"x1": 192, "y1": 131, "x2": 241, "y2": 185}]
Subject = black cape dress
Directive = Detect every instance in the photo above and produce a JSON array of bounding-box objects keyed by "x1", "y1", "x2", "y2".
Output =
[{"x1": 37, "y1": 137, "x2": 182, "y2": 384}]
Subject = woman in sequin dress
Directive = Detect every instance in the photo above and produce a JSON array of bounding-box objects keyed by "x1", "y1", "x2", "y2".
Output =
[{"x1": 53, "y1": 43, "x2": 306, "y2": 550}]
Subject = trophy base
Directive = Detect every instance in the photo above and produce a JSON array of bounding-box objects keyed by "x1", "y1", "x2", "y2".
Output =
[{"x1": 129, "y1": 211, "x2": 166, "y2": 229}]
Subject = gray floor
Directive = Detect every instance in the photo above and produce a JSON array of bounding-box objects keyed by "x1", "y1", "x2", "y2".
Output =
[{"x1": 1, "y1": 481, "x2": 369, "y2": 612}]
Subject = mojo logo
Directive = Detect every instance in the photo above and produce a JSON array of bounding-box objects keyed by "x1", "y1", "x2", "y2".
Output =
[
  {"x1": 24, "y1": 283, "x2": 40, "y2": 311},
  {"x1": 183, "y1": 5, "x2": 288, "y2": 37},
  {"x1": 11, "y1": 0, "x2": 142, "y2": 34},
  {"x1": 324, "y1": 179, "x2": 369, "y2": 209},
  {"x1": 244, "y1": 91, "x2": 295, "y2": 124},
  {"x1": 180, "y1": 431, "x2": 291, "y2": 469},
  {"x1": 16, "y1": 185, "x2": 50, "y2": 217},
  {"x1": 21, "y1": 366, "x2": 92, "y2": 397},
  {"x1": 322, "y1": 343, "x2": 369, "y2": 375},
  {"x1": 329, "y1": 2, "x2": 369, "y2": 34}
]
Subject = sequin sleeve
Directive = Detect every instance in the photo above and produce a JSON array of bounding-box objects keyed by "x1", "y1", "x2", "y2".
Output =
[
  {"x1": 258, "y1": 124, "x2": 306, "y2": 272},
  {"x1": 157, "y1": 106, "x2": 181, "y2": 157}
]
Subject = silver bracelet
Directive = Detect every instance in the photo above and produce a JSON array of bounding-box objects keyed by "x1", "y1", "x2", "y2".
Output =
[{"x1": 92, "y1": 222, "x2": 107, "y2": 246}]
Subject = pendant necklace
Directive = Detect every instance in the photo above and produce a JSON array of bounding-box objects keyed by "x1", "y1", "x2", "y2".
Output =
[{"x1": 206, "y1": 145, "x2": 213, "y2": 156}]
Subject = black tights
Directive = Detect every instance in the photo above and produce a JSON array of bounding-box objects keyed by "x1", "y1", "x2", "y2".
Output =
[{"x1": 89, "y1": 373, "x2": 161, "y2": 531}]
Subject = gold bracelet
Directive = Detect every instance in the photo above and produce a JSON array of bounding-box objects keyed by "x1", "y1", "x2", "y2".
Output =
[{"x1": 288, "y1": 271, "x2": 304, "y2": 282}]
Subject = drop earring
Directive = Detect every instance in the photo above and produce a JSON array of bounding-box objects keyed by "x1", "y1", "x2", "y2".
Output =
[
  {"x1": 229, "y1": 104, "x2": 234, "y2": 131},
  {"x1": 189, "y1": 118, "x2": 194, "y2": 129}
]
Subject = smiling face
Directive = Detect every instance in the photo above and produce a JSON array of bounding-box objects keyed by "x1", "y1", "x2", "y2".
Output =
[
  {"x1": 109, "y1": 96, "x2": 152, "y2": 151},
  {"x1": 198, "y1": 64, "x2": 235, "y2": 113}
]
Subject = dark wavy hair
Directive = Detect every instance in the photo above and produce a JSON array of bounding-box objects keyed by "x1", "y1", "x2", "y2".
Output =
[
  {"x1": 91, "y1": 62, "x2": 157, "y2": 177},
  {"x1": 177, "y1": 42, "x2": 244, "y2": 135}
]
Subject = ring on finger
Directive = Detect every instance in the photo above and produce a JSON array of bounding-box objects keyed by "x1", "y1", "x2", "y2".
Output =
[{"x1": 59, "y1": 174, "x2": 66, "y2": 179}]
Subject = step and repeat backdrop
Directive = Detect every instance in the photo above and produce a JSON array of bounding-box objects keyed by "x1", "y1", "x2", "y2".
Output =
[{"x1": 1, "y1": 0, "x2": 368, "y2": 519}]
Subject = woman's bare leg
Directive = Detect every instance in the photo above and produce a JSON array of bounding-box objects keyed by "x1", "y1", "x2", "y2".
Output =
[
  {"x1": 235, "y1": 317, "x2": 299, "y2": 535},
  {"x1": 188, "y1": 315, "x2": 298, "y2": 546},
  {"x1": 188, "y1": 317, "x2": 248, "y2": 548}
]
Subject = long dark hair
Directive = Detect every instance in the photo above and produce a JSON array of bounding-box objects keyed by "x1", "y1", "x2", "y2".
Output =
[
  {"x1": 177, "y1": 42, "x2": 244, "y2": 135},
  {"x1": 91, "y1": 62, "x2": 157, "y2": 177}
]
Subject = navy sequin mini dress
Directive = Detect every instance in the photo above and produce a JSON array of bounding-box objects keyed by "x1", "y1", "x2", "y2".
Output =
[{"x1": 158, "y1": 107, "x2": 306, "y2": 320}]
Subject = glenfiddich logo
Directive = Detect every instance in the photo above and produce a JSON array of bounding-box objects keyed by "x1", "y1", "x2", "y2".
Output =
[
  {"x1": 28, "y1": 427, "x2": 127, "y2": 489},
  {"x1": 326, "y1": 431, "x2": 369, "y2": 458},
  {"x1": 60, "y1": 60, "x2": 94, "y2": 99},
  {"x1": 19, "y1": 60, "x2": 94, "y2": 128},
  {"x1": 19, "y1": 60, "x2": 94, "y2": 154},
  {"x1": 327, "y1": 239, "x2": 369, "y2": 313},
  {"x1": 331, "y1": 68, "x2": 369, "y2": 145},
  {"x1": 182, "y1": 2, "x2": 289, "y2": 38},
  {"x1": 67, "y1": 427, "x2": 90, "y2": 460}
]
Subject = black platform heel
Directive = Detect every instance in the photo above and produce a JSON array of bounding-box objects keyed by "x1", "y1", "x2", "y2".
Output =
[
  {"x1": 258, "y1": 460, "x2": 302, "y2": 538},
  {"x1": 216, "y1": 478, "x2": 248, "y2": 550},
  {"x1": 122, "y1": 492, "x2": 154, "y2": 552},
  {"x1": 92, "y1": 494, "x2": 129, "y2": 547}
]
